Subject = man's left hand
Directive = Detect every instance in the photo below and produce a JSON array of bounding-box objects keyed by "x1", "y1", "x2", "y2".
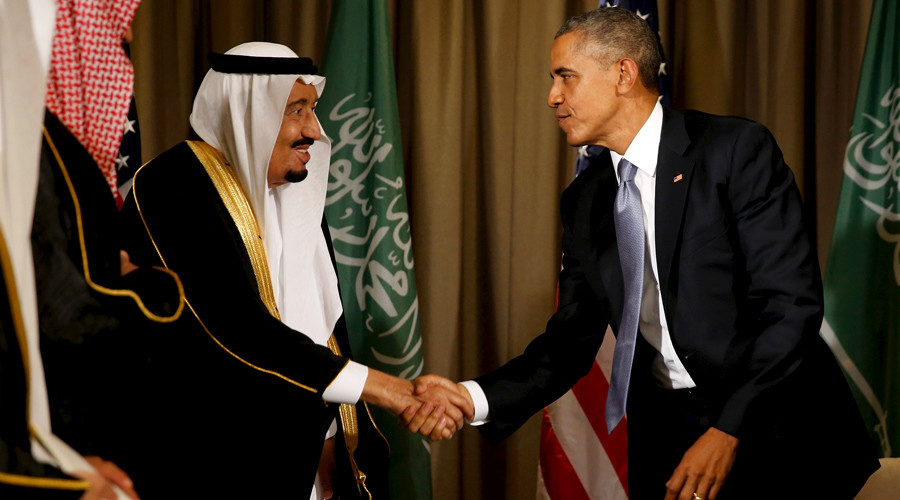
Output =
[
  {"x1": 664, "y1": 427, "x2": 738, "y2": 500},
  {"x1": 83, "y1": 456, "x2": 140, "y2": 500}
]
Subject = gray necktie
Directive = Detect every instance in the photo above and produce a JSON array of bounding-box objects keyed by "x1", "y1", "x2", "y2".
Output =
[{"x1": 605, "y1": 157, "x2": 644, "y2": 433}]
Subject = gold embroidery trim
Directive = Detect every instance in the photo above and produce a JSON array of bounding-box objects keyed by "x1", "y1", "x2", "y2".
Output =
[
  {"x1": 364, "y1": 401, "x2": 390, "y2": 455},
  {"x1": 324, "y1": 340, "x2": 388, "y2": 450},
  {"x1": 182, "y1": 300, "x2": 316, "y2": 392},
  {"x1": 0, "y1": 471, "x2": 90, "y2": 491},
  {"x1": 328, "y1": 336, "x2": 372, "y2": 499},
  {"x1": 131, "y1": 142, "x2": 316, "y2": 393},
  {"x1": 41, "y1": 127, "x2": 185, "y2": 323},
  {"x1": 186, "y1": 141, "x2": 279, "y2": 318}
]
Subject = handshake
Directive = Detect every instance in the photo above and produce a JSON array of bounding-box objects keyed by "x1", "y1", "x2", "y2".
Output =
[{"x1": 363, "y1": 372, "x2": 476, "y2": 442}]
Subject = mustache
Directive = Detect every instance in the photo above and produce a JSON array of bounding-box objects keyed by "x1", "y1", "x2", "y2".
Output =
[{"x1": 291, "y1": 138, "x2": 315, "y2": 149}]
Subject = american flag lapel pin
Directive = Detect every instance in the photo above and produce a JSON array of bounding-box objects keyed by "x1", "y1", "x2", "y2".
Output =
[{"x1": 673, "y1": 173, "x2": 683, "y2": 183}]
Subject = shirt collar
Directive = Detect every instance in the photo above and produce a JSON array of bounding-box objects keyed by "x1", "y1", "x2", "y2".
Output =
[{"x1": 610, "y1": 100, "x2": 663, "y2": 180}]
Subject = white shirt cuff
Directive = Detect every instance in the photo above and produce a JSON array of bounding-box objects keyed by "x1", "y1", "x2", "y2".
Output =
[
  {"x1": 322, "y1": 361, "x2": 368, "y2": 404},
  {"x1": 459, "y1": 380, "x2": 490, "y2": 425}
]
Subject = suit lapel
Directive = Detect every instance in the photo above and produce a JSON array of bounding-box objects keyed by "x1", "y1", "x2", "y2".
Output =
[
  {"x1": 655, "y1": 109, "x2": 693, "y2": 295},
  {"x1": 588, "y1": 149, "x2": 625, "y2": 324}
]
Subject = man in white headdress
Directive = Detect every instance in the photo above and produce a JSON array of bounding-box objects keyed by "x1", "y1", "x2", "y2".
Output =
[{"x1": 119, "y1": 42, "x2": 467, "y2": 499}]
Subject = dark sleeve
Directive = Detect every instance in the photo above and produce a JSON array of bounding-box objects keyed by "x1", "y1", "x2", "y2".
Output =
[
  {"x1": 474, "y1": 184, "x2": 610, "y2": 443},
  {"x1": 1, "y1": 251, "x2": 87, "y2": 499},
  {"x1": 0, "y1": 444, "x2": 87, "y2": 500},
  {"x1": 34, "y1": 113, "x2": 184, "y2": 350},
  {"x1": 120, "y1": 149, "x2": 348, "y2": 395},
  {"x1": 33, "y1": 126, "x2": 184, "y2": 455},
  {"x1": 32, "y1": 142, "x2": 121, "y2": 345},
  {"x1": 713, "y1": 123, "x2": 824, "y2": 436}
]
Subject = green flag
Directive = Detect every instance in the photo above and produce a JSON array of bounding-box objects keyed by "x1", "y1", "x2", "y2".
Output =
[
  {"x1": 821, "y1": 0, "x2": 899, "y2": 458},
  {"x1": 320, "y1": 1, "x2": 432, "y2": 498}
]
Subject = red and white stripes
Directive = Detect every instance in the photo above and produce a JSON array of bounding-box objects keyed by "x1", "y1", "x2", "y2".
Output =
[{"x1": 538, "y1": 328, "x2": 628, "y2": 500}]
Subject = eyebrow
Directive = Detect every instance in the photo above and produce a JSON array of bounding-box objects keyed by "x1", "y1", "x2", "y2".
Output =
[
  {"x1": 552, "y1": 66, "x2": 576, "y2": 77},
  {"x1": 286, "y1": 97, "x2": 316, "y2": 109}
]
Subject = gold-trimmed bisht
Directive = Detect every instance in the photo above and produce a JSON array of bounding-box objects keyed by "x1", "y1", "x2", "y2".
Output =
[
  {"x1": 41, "y1": 127, "x2": 185, "y2": 323},
  {"x1": 134, "y1": 141, "x2": 379, "y2": 497}
]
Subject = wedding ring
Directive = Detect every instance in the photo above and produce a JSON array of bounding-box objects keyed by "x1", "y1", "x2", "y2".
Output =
[{"x1": 692, "y1": 493, "x2": 703, "y2": 500}]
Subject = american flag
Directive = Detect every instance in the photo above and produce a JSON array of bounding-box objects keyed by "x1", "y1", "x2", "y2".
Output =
[
  {"x1": 115, "y1": 43, "x2": 141, "y2": 204},
  {"x1": 115, "y1": 94, "x2": 141, "y2": 203},
  {"x1": 538, "y1": 2, "x2": 670, "y2": 498}
]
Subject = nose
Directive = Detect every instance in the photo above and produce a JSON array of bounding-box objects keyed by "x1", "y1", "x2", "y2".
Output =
[
  {"x1": 302, "y1": 114, "x2": 322, "y2": 141},
  {"x1": 548, "y1": 81, "x2": 563, "y2": 108}
]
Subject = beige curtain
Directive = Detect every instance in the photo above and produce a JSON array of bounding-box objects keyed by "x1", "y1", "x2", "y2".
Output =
[
  {"x1": 661, "y1": 0, "x2": 872, "y2": 265},
  {"x1": 130, "y1": 1, "x2": 873, "y2": 498}
]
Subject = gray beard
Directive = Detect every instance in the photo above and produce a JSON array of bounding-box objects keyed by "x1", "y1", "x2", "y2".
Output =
[{"x1": 284, "y1": 169, "x2": 308, "y2": 183}]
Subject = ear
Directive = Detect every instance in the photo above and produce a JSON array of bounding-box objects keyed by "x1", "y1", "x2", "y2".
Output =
[{"x1": 615, "y1": 58, "x2": 640, "y2": 94}]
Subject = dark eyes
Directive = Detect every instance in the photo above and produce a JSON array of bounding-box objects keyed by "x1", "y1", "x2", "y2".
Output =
[{"x1": 288, "y1": 106, "x2": 317, "y2": 116}]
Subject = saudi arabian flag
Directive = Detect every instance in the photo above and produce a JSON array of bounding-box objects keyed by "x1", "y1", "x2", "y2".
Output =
[
  {"x1": 821, "y1": 0, "x2": 899, "y2": 458},
  {"x1": 320, "y1": 0, "x2": 432, "y2": 498}
]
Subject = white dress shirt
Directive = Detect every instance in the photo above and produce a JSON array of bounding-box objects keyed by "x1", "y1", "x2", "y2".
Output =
[
  {"x1": 464, "y1": 102, "x2": 694, "y2": 426},
  {"x1": 609, "y1": 101, "x2": 695, "y2": 390}
]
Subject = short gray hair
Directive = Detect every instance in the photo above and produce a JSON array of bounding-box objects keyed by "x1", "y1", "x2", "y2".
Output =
[{"x1": 556, "y1": 7, "x2": 661, "y2": 91}]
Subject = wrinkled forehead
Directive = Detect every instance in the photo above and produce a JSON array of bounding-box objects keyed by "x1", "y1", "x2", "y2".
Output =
[
  {"x1": 296, "y1": 74, "x2": 326, "y2": 98},
  {"x1": 285, "y1": 79, "x2": 321, "y2": 107}
]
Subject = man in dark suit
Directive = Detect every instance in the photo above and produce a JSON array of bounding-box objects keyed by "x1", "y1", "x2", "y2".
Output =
[{"x1": 409, "y1": 7, "x2": 879, "y2": 500}]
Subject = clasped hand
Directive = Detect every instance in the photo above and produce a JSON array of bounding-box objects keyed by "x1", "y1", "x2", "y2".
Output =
[
  {"x1": 361, "y1": 371, "x2": 473, "y2": 441},
  {"x1": 400, "y1": 375, "x2": 474, "y2": 442}
]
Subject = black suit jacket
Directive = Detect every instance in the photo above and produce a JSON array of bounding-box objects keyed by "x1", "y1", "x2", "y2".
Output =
[{"x1": 475, "y1": 109, "x2": 878, "y2": 491}]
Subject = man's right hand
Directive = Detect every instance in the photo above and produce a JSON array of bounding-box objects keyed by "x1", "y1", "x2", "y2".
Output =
[
  {"x1": 359, "y1": 370, "x2": 474, "y2": 441},
  {"x1": 664, "y1": 427, "x2": 738, "y2": 500},
  {"x1": 399, "y1": 374, "x2": 474, "y2": 441},
  {"x1": 359, "y1": 370, "x2": 463, "y2": 440}
]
